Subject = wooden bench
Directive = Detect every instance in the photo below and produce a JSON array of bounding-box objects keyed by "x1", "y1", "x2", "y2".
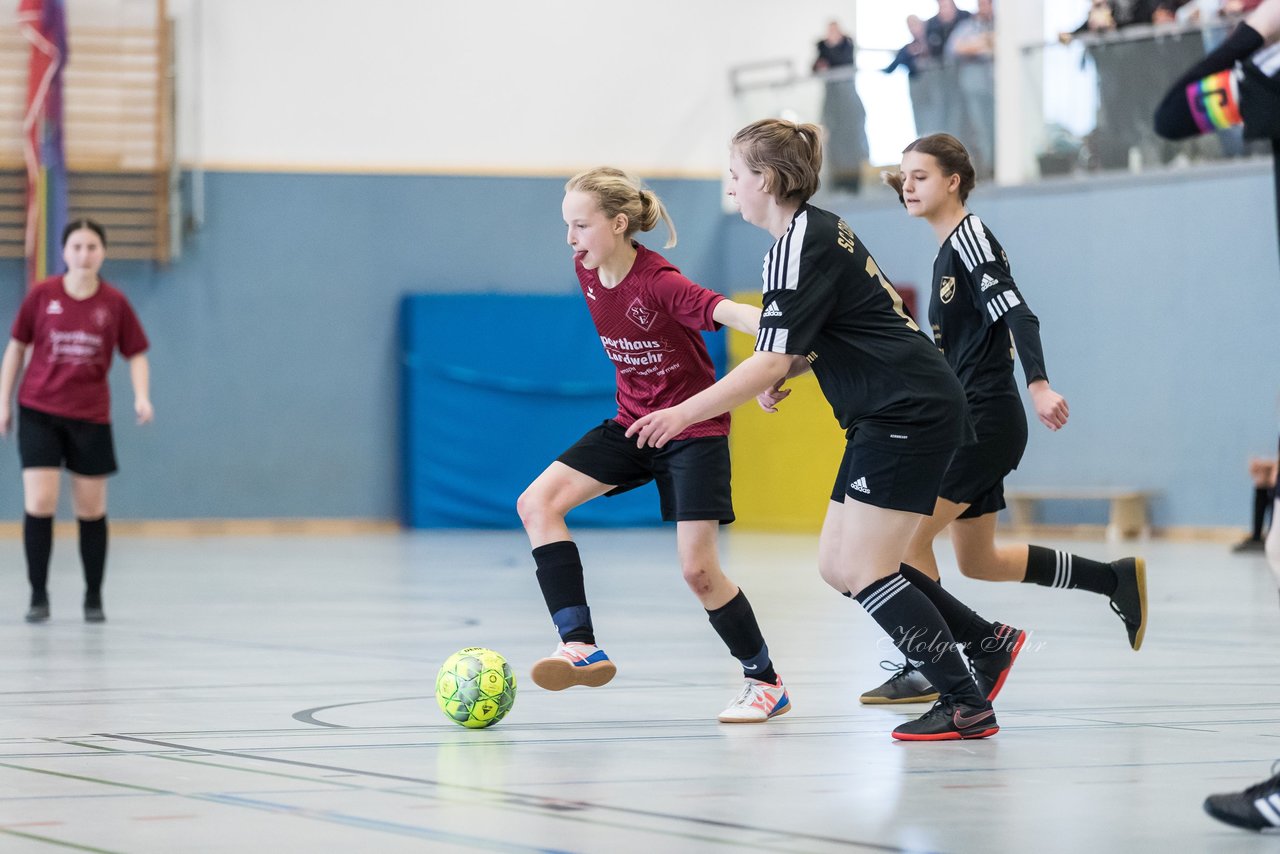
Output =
[{"x1": 1004, "y1": 488, "x2": 1156, "y2": 541}]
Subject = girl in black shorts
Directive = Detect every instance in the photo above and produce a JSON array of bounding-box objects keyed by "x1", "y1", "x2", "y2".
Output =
[
  {"x1": 0, "y1": 219, "x2": 152, "y2": 623},
  {"x1": 862, "y1": 134, "x2": 1147, "y2": 706},
  {"x1": 518, "y1": 168, "x2": 792, "y2": 724},
  {"x1": 630, "y1": 120, "x2": 1013, "y2": 741}
]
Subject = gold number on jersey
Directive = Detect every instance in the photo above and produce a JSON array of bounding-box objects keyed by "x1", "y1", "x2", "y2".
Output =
[{"x1": 865, "y1": 257, "x2": 920, "y2": 332}]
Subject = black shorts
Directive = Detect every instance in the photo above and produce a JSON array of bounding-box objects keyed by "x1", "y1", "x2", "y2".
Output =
[
  {"x1": 938, "y1": 395, "x2": 1028, "y2": 519},
  {"x1": 829, "y1": 433, "x2": 955, "y2": 516},
  {"x1": 18, "y1": 405, "x2": 118, "y2": 476},
  {"x1": 557, "y1": 419, "x2": 734, "y2": 523}
]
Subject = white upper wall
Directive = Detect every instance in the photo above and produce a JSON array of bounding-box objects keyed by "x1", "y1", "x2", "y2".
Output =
[{"x1": 166, "y1": 0, "x2": 853, "y2": 175}]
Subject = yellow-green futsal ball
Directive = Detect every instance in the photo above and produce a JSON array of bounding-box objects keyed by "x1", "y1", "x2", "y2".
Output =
[{"x1": 435, "y1": 647, "x2": 516, "y2": 728}]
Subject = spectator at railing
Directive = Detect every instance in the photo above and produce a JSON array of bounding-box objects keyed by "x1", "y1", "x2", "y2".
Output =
[
  {"x1": 923, "y1": 1, "x2": 971, "y2": 145},
  {"x1": 1062, "y1": 1, "x2": 1187, "y2": 39},
  {"x1": 812, "y1": 20, "x2": 869, "y2": 193},
  {"x1": 885, "y1": 15, "x2": 944, "y2": 137},
  {"x1": 946, "y1": 0, "x2": 996, "y2": 178},
  {"x1": 925, "y1": 0, "x2": 971, "y2": 58}
]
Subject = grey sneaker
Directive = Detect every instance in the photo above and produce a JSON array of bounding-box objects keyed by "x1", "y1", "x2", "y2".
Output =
[
  {"x1": 25, "y1": 602, "x2": 49, "y2": 623},
  {"x1": 1109, "y1": 557, "x2": 1148, "y2": 651},
  {"x1": 859, "y1": 660, "x2": 939, "y2": 705}
]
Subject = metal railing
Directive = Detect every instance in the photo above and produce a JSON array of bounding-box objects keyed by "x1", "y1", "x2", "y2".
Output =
[{"x1": 728, "y1": 18, "x2": 1267, "y2": 193}]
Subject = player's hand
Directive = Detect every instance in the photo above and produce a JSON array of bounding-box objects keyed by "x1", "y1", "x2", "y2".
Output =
[
  {"x1": 625, "y1": 406, "x2": 692, "y2": 449},
  {"x1": 1028, "y1": 381, "x2": 1068, "y2": 431},
  {"x1": 135, "y1": 397, "x2": 154, "y2": 425},
  {"x1": 757, "y1": 382, "x2": 792, "y2": 413}
]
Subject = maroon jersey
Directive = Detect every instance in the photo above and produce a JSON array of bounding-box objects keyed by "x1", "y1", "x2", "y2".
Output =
[
  {"x1": 12, "y1": 276, "x2": 149, "y2": 424},
  {"x1": 576, "y1": 244, "x2": 728, "y2": 440}
]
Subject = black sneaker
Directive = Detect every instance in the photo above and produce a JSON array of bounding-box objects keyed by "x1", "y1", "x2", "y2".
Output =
[
  {"x1": 891, "y1": 694, "x2": 999, "y2": 742},
  {"x1": 84, "y1": 604, "x2": 106, "y2": 623},
  {"x1": 1109, "y1": 557, "x2": 1148, "y2": 651},
  {"x1": 1204, "y1": 763, "x2": 1280, "y2": 832},
  {"x1": 859, "y1": 660, "x2": 940, "y2": 705},
  {"x1": 24, "y1": 602, "x2": 49, "y2": 623},
  {"x1": 967, "y1": 623, "x2": 1027, "y2": 702},
  {"x1": 1233, "y1": 538, "x2": 1267, "y2": 553}
]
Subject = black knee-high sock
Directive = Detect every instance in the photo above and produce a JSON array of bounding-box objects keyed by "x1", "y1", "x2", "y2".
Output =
[
  {"x1": 1155, "y1": 23, "x2": 1265, "y2": 139},
  {"x1": 1021, "y1": 545, "x2": 1117, "y2": 597},
  {"x1": 532, "y1": 541, "x2": 594, "y2": 644},
  {"x1": 79, "y1": 516, "x2": 107, "y2": 606},
  {"x1": 24, "y1": 513, "x2": 53, "y2": 604},
  {"x1": 706, "y1": 589, "x2": 778, "y2": 684},
  {"x1": 898, "y1": 564, "x2": 995, "y2": 649},
  {"x1": 1251, "y1": 487, "x2": 1271, "y2": 540},
  {"x1": 852, "y1": 573, "x2": 986, "y2": 707}
]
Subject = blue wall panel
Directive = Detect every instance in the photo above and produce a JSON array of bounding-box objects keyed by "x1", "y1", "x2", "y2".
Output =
[{"x1": 400, "y1": 293, "x2": 661, "y2": 528}]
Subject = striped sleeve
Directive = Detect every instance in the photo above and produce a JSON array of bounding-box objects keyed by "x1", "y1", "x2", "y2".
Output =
[
  {"x1": 984, "y1": 287, "x2": 1023, "y2": 323},
  {"x1": 762, "y1": 210, "x2": 807, "y2": 293},
  {"x1": 948, "y1": 215, "x2": 998, "y2": 273},
  {"x1": 755, "y1": 211, "x2": 831, "y2": 356}
]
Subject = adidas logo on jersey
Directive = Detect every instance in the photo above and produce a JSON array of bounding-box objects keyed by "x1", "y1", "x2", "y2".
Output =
[
  {"x1": 850, "y1": 476, "x2": 871, "y2": 494},
  {"x1": 980, "y1": 274, "x2": 999, "y2": 292},
  {"x1": 762, "y1": 301, "x2": 782, "y2": 318}
]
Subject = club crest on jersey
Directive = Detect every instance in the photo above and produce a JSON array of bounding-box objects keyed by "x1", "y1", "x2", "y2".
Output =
[
  {"x1": 46, "y1": 299, "x2": 63, "y2": 315},
  {"x1": 93, "y1": 307, "x2": 111, "y2": 328},
  {"x1": 939, "y1": 277, "x2": 956, "y2": 304},
  {"x1": 627, "y1": 298, "x2": 655, "y2": 331}
]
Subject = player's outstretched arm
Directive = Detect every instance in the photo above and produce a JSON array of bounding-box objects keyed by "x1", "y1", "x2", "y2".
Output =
[
  {"x1": 626, "y1": 351, "x2": 793, "y2": 447},
  {"x1": 712, "y1": 299, "x2": 763, "y2": 336}
]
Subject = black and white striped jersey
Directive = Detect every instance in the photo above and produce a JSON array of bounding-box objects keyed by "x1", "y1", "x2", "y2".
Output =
[
  {"x1": 754, "y1": 204, "x2": 971, "y2": 453},
  {"x1": 929, "y1": 213, "x2": 1047, "y2": 403}
]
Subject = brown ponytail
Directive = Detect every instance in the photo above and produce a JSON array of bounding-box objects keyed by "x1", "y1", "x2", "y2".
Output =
[{"x1": 730, "y1": 119, "x2": 823, "y2": 203}]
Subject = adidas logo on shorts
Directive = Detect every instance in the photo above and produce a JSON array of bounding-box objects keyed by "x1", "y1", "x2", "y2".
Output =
[
  {"x1": 980, "y1": 274, "x2": 999, "y2": 291},
  {"x1": 850, "y1": 476, "x2": 871, "y2": 494},
  {"x1": 762, "y1": 301, "x2": 782, "y2": 318}
]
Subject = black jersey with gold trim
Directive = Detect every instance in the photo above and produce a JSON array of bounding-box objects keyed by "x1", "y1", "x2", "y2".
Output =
[
  {"x1": 754, "y1": 204, "x2": 970, "y2": 452},
  {"x1": 929, "y1": 214, "x2": 1045, "y2": 402}
]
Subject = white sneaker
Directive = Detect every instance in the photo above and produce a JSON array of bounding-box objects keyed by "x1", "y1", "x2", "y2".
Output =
[
  {"x1": 718, "y1": 676, "x2": 791, "y2": 723},
  {"x1": 530, "y1": 642, "x2": 616, "y2": 691}
]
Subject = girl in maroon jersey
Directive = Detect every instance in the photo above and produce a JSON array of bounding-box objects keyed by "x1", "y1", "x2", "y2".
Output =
[
  {"x1": 0, "y1": 219, "x2": 152, "y2": 623},
  {"x1": 517, "y1": 167, "x2": 792, "y2": 723}
]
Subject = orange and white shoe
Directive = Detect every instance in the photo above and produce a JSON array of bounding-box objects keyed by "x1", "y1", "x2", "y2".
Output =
[
  {"x1": 530, "y1": 642, "x2": 616, "y2": 691},
  {"x1": 718, "y1": 676, "x2": 791, "y2": 723}
]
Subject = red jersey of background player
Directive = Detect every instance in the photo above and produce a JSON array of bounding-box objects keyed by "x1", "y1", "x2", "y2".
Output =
[
  {"x1": 575, "y1": 243, "x2": 729, "y2": 440},
  {"x1": 11, "y1": 276, "x2": 149, "y2": 424}
]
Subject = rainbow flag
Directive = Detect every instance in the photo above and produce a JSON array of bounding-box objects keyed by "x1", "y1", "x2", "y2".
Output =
[
  {"x1": 18, "y1": 0, "x2": 68, "y2": 289},
  {"x1": 1185, "y1": 69, "x2": 1244, "y2": 135}
]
